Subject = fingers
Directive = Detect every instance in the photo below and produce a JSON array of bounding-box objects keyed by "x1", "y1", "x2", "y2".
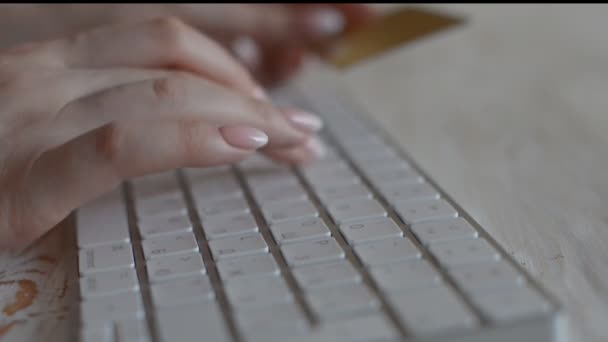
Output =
[
  {"x1": 263, "y1": 137, "x2": 326, "y2": 166},
  {"x1": 12, "y1": 121, "x2": 266, "y2": 248},
  {"x1": 57, "y1": 74, "x2": 321, "y2": 149},
  {"x1": 62, "y1": 16, "x2": 263, "y2": 98}
]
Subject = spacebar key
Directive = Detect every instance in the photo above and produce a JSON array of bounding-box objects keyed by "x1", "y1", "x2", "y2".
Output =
[{"x1": 156, "y1": 302, "x2": 231, "y2": 342}]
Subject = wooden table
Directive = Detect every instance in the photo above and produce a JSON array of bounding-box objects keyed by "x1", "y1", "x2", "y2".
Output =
[{"x1": 1, "y1": 4, "x2": 607, "y2": 342}]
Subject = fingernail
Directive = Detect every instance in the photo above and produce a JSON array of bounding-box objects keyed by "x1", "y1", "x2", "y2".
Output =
[
  {"x1": 306, "y1": 137, "x2": 327, "y2": 158},
  {"x1": 283, "y1": 109, "x2": 324, "y2": 132},
  {"x1": 232, "y1": 36, "x2": 261, "y2": 68},
  {"x1": 220, "y1": 126, "x2": 269, "y2": 150},
  {"x1": 252, "y1": 86, "x2": 269, "y2": 101},
  {"x1": 310, "y1": 7, "x2": 345, "y2": 37}
]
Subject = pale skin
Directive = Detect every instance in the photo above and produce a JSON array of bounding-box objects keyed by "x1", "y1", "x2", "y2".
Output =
[{"x1": 0, "y1": 5, "x2": 376, "y2": 251}]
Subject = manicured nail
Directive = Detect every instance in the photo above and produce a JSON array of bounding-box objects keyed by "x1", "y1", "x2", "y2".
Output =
[
  {"x1": 310, "y1": 7, "x2": 345, "y2": 37},
  {"x1": 220, "y1": 126, "x2": 269, "y2": 150},
  {"x1": 283, "y1": 109, "x2": 324, "y2": 132},
  {"x1": 306, "y1": 137, "x2": 327, "y2": 158}
]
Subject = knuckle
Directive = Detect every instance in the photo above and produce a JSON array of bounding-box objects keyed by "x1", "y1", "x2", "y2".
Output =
[{"x1": 95, "y1": 123, "x2": 125, "y2": 168}]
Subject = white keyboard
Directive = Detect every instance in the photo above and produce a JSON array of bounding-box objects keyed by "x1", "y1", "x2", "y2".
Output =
[{"x1": 75, "y1": 64, "x2": 564, "y2": 342}]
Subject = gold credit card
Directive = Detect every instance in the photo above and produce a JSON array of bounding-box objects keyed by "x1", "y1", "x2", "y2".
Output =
[{"x1": 322, "y1": 7, "x2": 465, "y2": 69}]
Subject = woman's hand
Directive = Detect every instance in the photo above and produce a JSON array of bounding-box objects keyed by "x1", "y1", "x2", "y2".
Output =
[
  {"x1": 0, "y1": 17, "x2": 323, "y2": 250},
  {"x1": 0, "y1": 4, "x2": 377, "y2": 87}
]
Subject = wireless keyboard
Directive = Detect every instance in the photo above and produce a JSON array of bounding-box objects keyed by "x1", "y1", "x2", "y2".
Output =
[{"x1": 74, "y1": 63, "x2": 565, "y2": 342}]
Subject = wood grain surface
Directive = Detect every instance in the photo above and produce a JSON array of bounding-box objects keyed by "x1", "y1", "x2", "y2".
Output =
[{"x1": 1, "y1": 4, "x2": 607, "y2": 342}]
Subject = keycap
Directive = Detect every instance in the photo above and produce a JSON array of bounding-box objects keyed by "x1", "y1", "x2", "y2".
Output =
[
  {"x1": 197, "y1": 196, "x2": 250, "y2": 219},
  {"x1": 448, "y1": 260, "x2": 526, "y2": 295},
  {"x1": 80, "y1": 292, "x2": 143, "y2": 328},
  {"x1": 394, "y1": 199, "x2": 459, "y2": 225},
  {"x1": 80, "y1": 325, "x2": 113, "y2": 342},
  {"x1": 369, "y1": 259, "x2": 442, "y2": 293},
  {"x1": 137, "y1": 213, "x2": 192, "y2": 239},
  {"x1": 270, "y1": 217, "x2": 331, "y2": 245},
  {"x1": 308, "y1": 283, "x2": 379, "y2": 320},
  {"x1": 235, "y1": 303, "x2": 308, "y2": 342},
  {"x1": 327, "y1": 198, "x2": 387, "y2": 225},
  {"x1": 135, "y1": 191, "x2": 187, "y2": 219},
  {"x1": 380, "y1": 182, "x2": 440, "y2": 204},
  {"x1": 190, "y1": 176, "x2": 241, "y2": 199},
  {"x1": 245, "y1": 169, "x2": 298, "y2": 190},
  {"x1": 304, "y1": 168, "x2": 360, "y2": 187},
  {"x1": 391, "y1": 286, "x2": 479, "y2": 337},
  {"x1": 156, "y1": 302, "x2": 230, "y2": 342},
  {"x1": 216, "y1": 253, "x2": 280, "y2": 282},
  {"x1": 150, "y1": 274, "x2": 214, "y2": 308},
  {"x1": 293, "y1": 260, "x2": 362, "y2": 291},
  {"x1": 80, "y1": 268, "x2": 139, "y2": 299},
  {"x1": 208, "y1": 233, "x2": 269, "y2": 261},
  {"x1": 115, "y1": 317, "x2": 150, "y2": 342},
  {"x1": 201, "y1": 213, "x2": 258, "y2": 240},
  {"x1": 146, "y1": 252, "x2": 206, "y2": 283},
  {"x1": 411, "y1": 218, "x2": 479, "y2": 245},
  {"x1": 428, "y1": 238, "x2": 501, "y2": 268},
  {"x1": 77, "y1": 190, "x2": 130, "y2": 248},
  {"x1": 252, "y1": 182, "x2": 308, "y2": 205},
  {"x1": 79, "y1": 242, "x2": 134, "y2": 275},
  {"x1": 354, "y1": 237, "x2": 421, "y2": 267},
  {"x1": 262, "y1": 200, "x2": 319, "y2": 225},
  {"x1": 366, "y1": 168, "x2": 424, "y2": 188},
  {"x1": 141, "y1": 232, "x2": 198, "y2": 260},
  {"x1": 299, "y1": 312, "x2": 400, "y2": 342},
  {"x1": 339, "y1": 217, "x2": 403, "y2": 245},
  {"x1": 131, "y1": 174, "x2": 179, "y2": 199},
  {"x1": 315, "y1": 183, "x2": 372, "y2": 204},
  {"x1": 224, "y1": 275, "x2": 292, "y2": 309},
  {"x1": 281, "y1": 238, "x2": 345, "y2": 267},
  {"x1": 471, "y1": 286, "x2": 552, "y2": 323}
]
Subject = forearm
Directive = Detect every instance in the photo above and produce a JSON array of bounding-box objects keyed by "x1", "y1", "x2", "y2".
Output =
[{"x1": 0, "y1": 4, "x2": 117, "y2": 48}]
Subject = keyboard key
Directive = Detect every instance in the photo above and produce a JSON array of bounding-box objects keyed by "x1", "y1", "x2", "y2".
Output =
[
  {"x1": 190, "y1": 177, "x2": 241, "y2": 200},
  {"x1": 201, "y1": 213, "x2": 258, "y2": 240},
  {"x1": 216, "y1": 253, "x2": 280, "y2": 282},
  {"x1": 369, "y1": 259, "x2": 442, "y2": 293},
  {"x1": 411, "y1": 218, "x2": 479, "y2": 245},
  {"x1": 80, "y1": 268, "x2": 139, "y2": 299},
  {"x1": 208, "y1": 233, "x2": 268, "y2": 261},
  {"x1": 135, "y1": 191, "x2": 186, "y2": 219},
  {"x1": 472, "y1": 286, "x2": 552, "y2": 323},
  {"x1": 315, "y1": 183, "x2": 372, "y2": 204},
  {"x1": 281, "y1": 238, "x2": 345, "y2": 267},
  {"x1": 146, "y1": 252, "x2": 206, "y2": 283},
  {"x1": 150, "y1": 274, "x2": 214, "y2": 308},
  {"x1": 327, "y1": 198, "x2": 387, "y2": 225},
  {"x1": 141, "y1": 232, "x2": 198, "y2": 260},
  {"x1": 197, "y1": 196, "x2": 250, "y2": 219},
  {"x1": 138, "y1": 213, "x2": 192, "y2": 239},
  {"x1": 380, "y1": 183, "x2": 440, "y2": 204},
  {"x1": 115, "y1": 317, "x2": 150, "y2": 342},
  {"x1": 77, "y1": 190, "x2": 130, "y2": 248},
  {"x1": 354, "y1": 237, "x2": 421, "y2": 266},
  {"x1": 391, "y1": 286, "x2": 478, "y2": 337},
  {"x1": 304, "y1": 167, "x2": 360, "y2": 187},
  {"x1": 252, "y1": 182, "x2": 308, "y2": 205},
  {"x1": 339, "y1": 217, "x2": 403, "y2": 245},
  {"x1": 245, "y1": 169, "x2": 298, "y2": 190},
  {"x1": 366, "y1": 168, "x2": 424, "y2": 188},
  {"x1": 428, "y1": 238, "x2": 501, "y2": 268},
  {"x1": 448, "y1": 260, "x2": 526, "y2": 295},
  {"x1": 156, "y1": 302, "x2": 230, "y2": 342},
  {"x1": 80, "y1": 292, "x2": 143, "y2": 328},
  {"x1": 79, "y1": 242, "x2": 134, "y2": 275},
  {"x1": 262, "y1": 200, "x2": 319, "y2": 225},
  {"x1": 224, "y1": 275, "x2": 292, "y2": 309},
  {"x1": 235, "y1": 303, "x2": 308, "y2": 342},
  {"x1": 270, "y1": 217, "x2": 331, "y2": 245},
  {"x1": 293, "y1": 260, "x2": 362, "y2": 291},
  {"x1": 394, "y1": 199, "x2": 458, "y2": 225},
  {"x1": 308, "y1": 283, "x2": 379, "y2": 320},
  {"x1": 305, "y1": 312, "x2": 400, "y2": 342},
  {"x1": 80, "y1": 325, "x2": 113, "y2": 342}
]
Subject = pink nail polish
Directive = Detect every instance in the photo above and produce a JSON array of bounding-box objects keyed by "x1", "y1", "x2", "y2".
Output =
[
  {"x1": 220, "y1": 126, "x2": 269, "y2": 150},
  {"x1": 283, "y1": 109, "x2": 324, "y2": 132},
  {"x1": 306, "y1": 138, "x2": 327, "y2": 158}
]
